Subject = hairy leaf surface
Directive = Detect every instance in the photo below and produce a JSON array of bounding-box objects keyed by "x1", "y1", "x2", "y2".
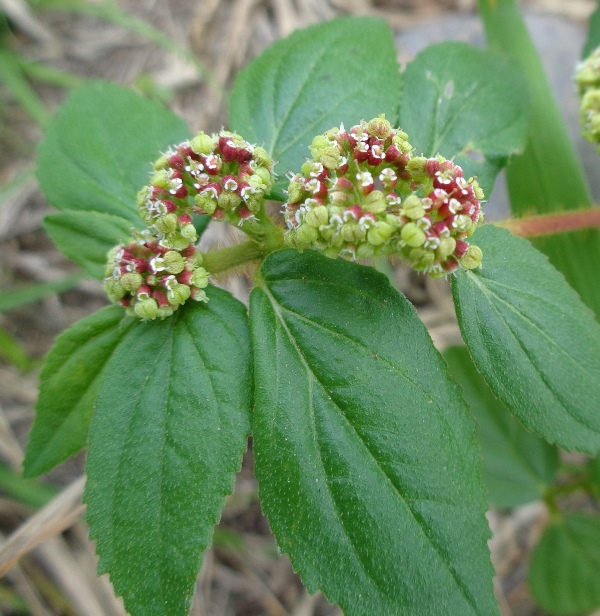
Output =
[
  {"x1": 85, "y1": 289, "x2": 251, "y2": 616},
  {"x1": 251, "y1": 250, "x2": 498, "y2": 616},
  {"x1": 37, "y1": 81, "x2": 189, "y2": 224},
  {"x1": 452, "y1": 225, "x2": 600, "y2": 453},
  {"x1": 399, "y1": 42, "x2": 529, "y2": 196},
  {"x1": 23, "y1": 306, "x2": 134, "y2": 477},
  {"x1": 444, "y1": 346, "x2": 559, "y2": 508},
  {"x1": 44, "y1": 211, "x2": 136, "y2": 280},
  {"x1": 230, "y1": 17, "x2": 402, "y2": 199}
]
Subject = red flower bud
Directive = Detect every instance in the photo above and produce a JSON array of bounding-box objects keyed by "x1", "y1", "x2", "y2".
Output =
[
  {"x1": 454, "y1": 240, "x2": 469, "y2": 258},
  {"x1": 168, "y1": 154, "x2": 186, "y2": 170}
]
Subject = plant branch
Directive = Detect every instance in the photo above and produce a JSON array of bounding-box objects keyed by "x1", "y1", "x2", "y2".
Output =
[
  {"x1": 494, "y1": 208, "x2": 600, "y2": 238},
  {"x1": 200, "y1": 240, "x2": 266, "y2": 275}
]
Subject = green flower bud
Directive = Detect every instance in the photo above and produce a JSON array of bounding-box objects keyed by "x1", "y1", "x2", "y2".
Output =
[
  {"x1": 168, "y1": 283, "x2": 191, "y2": 306},
  {"x1": 104, "y1": 278, "x2": 126, "y2": 301},
  {"x1": 153, "y1": 154, "x2": 169, "y2": 171},
  {"x1": 401, "y1": 222, "x2": 426, "y2": 247},
  {"x1": 317, "y1": 147, "x2": 341, "y2": 170},
  {"x1": 150, "y1": 169, "x2": 170, "y2": 190},
  {"x1": 217, "y1": 191, "x2": 242, "y2": 212},
  {"x1": 246, "y1": 194, "x2": 262, "y2": 213},
  {"x1": 120, "y1": 272, "x2": 143, "y2": 292},
  {"x1": 367, "y1": 221, "x2": 394, "y2": 246},
  {"x1": 409, "y1": 247, "x2": 435, "y2": 269},
  {"x1": 453, "y1": 214, "x2": 473, "y2": 233},
  {"x1": 163, "y1": 251, "x2": 185, "y2": 274},
  {"x1": 154, "y1": 213, "x2": 178, "y2": 234},
  {"x1": 192, "y1": 289, "x2": 208, "y2": 302},
  {"x1": 156, "y1": 305, "x2": 174, "y2": 319},
  {"x1": 362, "y1": 190, "x2": 387, "y2": 214},
  {"x1": 437, "y1": 237, "x2": 456, "y2": 260},
  {"x1": 254, "y1": 166, "x2": 273, "y2": 190},
  {"x1": 134, "y1": 298, "x2": 159, "y2": 320},
  {"x1": 253, "y1": 146, "x2": 272, "y2": 168},
  {"x1": 323, "y1": 246, "x2": 341, "y2": 258},
  {"x1": 191, "y1": 132, "x2": 214, "y2": 155},
  {"x1": 195, "y1": 193, "x2": 218, "y2": 215},
  {"x1": 309, "y1": 135, "x2": 331, "y2": 157},
  {"x1": 367, "y1": 115, "x2": 392, "y2": 139},
  {"x1": 295, "y1": 223, "x2": 319, "y2": 246},
  {"x1": 248, "y1": 174, "x2": 267, "y2": 193},
  {"x1": 287, "y1": 179, "x2": 305, "y2": 204},
  {"x1": 170, "y1": 234, "x2": 192, "y2": 251},
  {"x1": 401, "y1": 194, "x2": 425, "y2": 220},
  {"x1": 181, "y1": 223, "x2": 198, "y2": 243},
  {"x1": 356, "y1": 242, "x2": 376, "y2": 259},
  {"x1": 385, "y1": 214, "x2": 402, "y2": 228},
  {"x1": 191, "y1": 267, "x2": 209, "y2": 288},
  {"x1": 340, "y1": 222, "x2": 364, "y2": 243},
  {"x1": 460, "y1": 245, "x2": 483, "y2": 270},
  {"x1": 304, "y1": 205, "x2": 329, "y2": 228}
]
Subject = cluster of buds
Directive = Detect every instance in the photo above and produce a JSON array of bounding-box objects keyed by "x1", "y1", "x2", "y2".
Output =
[
  {"x1": 137, "y1": 130, "x2": 275, "y2": 231},
  {"x1": 283, "y1": 116, "x2": 484, "y2": 276},
  {"x1": 576, "y1": 46, "x2": 600, "y2": 148},
  {"x1": 103, "y1": 229, "x2": 209, "y2": 320}
]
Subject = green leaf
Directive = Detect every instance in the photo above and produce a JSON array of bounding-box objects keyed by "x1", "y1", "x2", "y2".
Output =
[
  {"x1": 251, "y1": 250, "x2": 498, "y2": 616},
  {"x1": 529, "y1": 513, "x2": 600, "y2": 614},
  {"x1": 44, "y1": 211, "x2": 137, "y2": 280},
  {"x1": 443, "y1": 346, "x2": 559, "y2": 508},
  {"x1": 399, "y1": 41, "x2": 530, "y2": 196},
  {"x1": 37, "y1": 81, "x2": 190, "y2": 225},
  {"x1": 23, "y1": 306, "x2": 134, "y2": 477},
  {"x1": 230, "y1": 17, "x2": 402, "y2": 199},
  {"x1": 477, "y1": 0, "x2": 600, "y2": 319},
  {"x1": 451, "y1": 225, "x2": 600, "y2": 454},
  {"x1": 85, "y1": 289, "x2": 251, "y2": 616}
]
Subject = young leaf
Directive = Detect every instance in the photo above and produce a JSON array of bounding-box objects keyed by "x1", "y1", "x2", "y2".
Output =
[
  {"x1": 399, "y1": 41, "x2": 529, "y2": 196},
  {"x1": 23, "y1": 306, "x2": 134, "y2": 478},
  {"x1": 529, "y1": 513, "x2": 600, "y2": 614},
  {"x1": 250, "y1": 250, "x2": 499, "y2": 616},
  {"x1": 44, "y1": 211, "x2": 137, "y2": 280},
  {"x1": 443, "y1": 346, "x2": 559, "y2": 508},
  {"x1": 452, "y1": 225, "x2": 600, "y2": 454},
  {"x1": 85, "y1": 288, "x2": 251, "y2": 616},
  {"x1": 230, "y1": 17, "x2": 402, "y2": 199},
  {"x1": 37, "y1": 81, "x2": 190, "y2": 225}
]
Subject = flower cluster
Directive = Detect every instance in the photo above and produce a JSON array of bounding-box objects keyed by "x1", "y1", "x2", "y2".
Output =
[
  {"x1": 283, "y1": 117, "x2": 484, "y2": 276},
  {"x1": 103, "y1": 230, "x2": 209, "y2": 320},
  {"x1": 576, "y1": 46, "x2": 600, "y2": 148},
  {"x1": 104, "y1": 130, "x2": 275, "y2": 319},
  {"x1": 137, "y1": 131, "x2": 275, "y2": 232}
]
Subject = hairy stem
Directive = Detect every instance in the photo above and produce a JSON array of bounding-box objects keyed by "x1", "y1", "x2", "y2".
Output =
[
  {"x1": 201, "y1": 240, "x2": 266, "y2": 274},
  {"x1": 495, "y1": 208, "x2": 600, "y2": 238}
]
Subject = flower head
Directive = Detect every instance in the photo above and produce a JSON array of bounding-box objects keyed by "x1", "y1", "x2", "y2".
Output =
[
  {"x1": 103, "y1": 229, "x2": 209, "y2": 320},
  {"x1": 282, "y1": 116, "x2": 484, "y2": 275}
]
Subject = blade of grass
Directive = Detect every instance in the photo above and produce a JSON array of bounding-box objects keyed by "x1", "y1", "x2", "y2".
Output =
[
  {"x1": 477, "y1": 0, "x2": 600, "y2": 317},
  {"x1": 0, "y1": 464, "x2": 58, "y2": 509},
  {"x1": 0, "y1": 327, "x2": 35, "y2": 372},
  {"x1": 0, "y1": 49, "x2": 49, "y2": 126},
  {"x1": 0, "y1": 272, "x2": 87, "y2": 313}
]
